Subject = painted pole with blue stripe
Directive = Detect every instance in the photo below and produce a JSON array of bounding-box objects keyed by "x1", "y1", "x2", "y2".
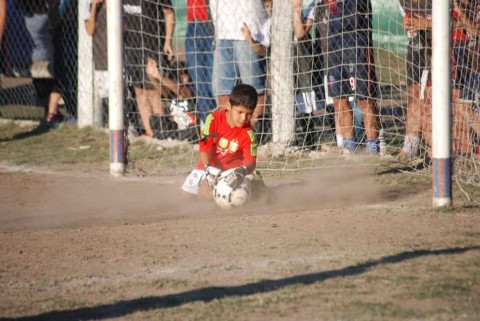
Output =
[
  {"x1": 107, "y1": 0, "x2": 125, "y2": 176},
  {"x1": 431, "y1": 0, "x2": 452, "y2": 207}
]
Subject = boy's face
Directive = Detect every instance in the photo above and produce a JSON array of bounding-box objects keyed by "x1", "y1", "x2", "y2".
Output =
[{"x1": 226, "y1": 103, "x2": 254, "y2": 128}]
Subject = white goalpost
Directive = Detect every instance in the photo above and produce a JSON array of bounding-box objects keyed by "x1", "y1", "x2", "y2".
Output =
[
  {"x1": 107, "y1": 0, "x2": 125, "y2": 177},
  {"x1": 431, "y1": 0, "x2": 452, "y2": 207},
  {"x1": 1, "y1": 0, "x2": 473, "y2": 195},
  {"x1": 270, "y1": 0, "x2": 295, "y2": 154}
]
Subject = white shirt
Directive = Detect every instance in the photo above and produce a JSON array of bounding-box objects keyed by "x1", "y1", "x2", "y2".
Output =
[
  {"x1": 257, "y1": 18, "x2": 271, "y2": 47},
  {"x1": 210, "y1": 0, "x2": 268, "y2": 41}
]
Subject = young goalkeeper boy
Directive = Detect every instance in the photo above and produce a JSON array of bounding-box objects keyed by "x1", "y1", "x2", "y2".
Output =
[{"x1": 181, "y1": 84, "x2": 259, "y2": 201}]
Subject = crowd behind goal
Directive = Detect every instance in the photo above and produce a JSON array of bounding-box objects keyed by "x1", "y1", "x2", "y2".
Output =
[{"x1": 0, "y1": 0, "x2": 480, "y2": 183}]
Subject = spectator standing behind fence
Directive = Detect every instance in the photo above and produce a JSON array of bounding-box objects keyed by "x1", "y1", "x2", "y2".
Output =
[
  {"x1": 240, "y1": 0, "x2": 271, "y2": 144},
  {"x1": 322, "y1": 0, "x2": 379, "y2": 154},
  {"x1": 15, "y1": 0, "x2": 63, "y2": 127},
  {"x1": 209, "y1": 0, "x2": 268, "y2": 131},
  {"x1": 455, "y1": 0, "x2": 480, "y2": 106},
  {"x1": 410, "y1": 0, "x2": 480, "y2": 157},
  {"x1": 292, "y1": 0, "x2": 323, "y2": 149},
  {"x1": 185, "y1": 0, "x2": 216, "y2": 124},
  {"x1": 452, "y1": 0, "x2": 480, "y2": 155},
  {"x1": 84, "y1": 0, "x2": 109, "y2": 103},
  {"x1": 447, "y1": 1, "x2": 480, "y2": 155},
  {"x1": 123, "y1": 0, "x2": 175, "y2": 137},
  {"x1": 398, "y1": 0, "x2": 432, "y2": 157}
]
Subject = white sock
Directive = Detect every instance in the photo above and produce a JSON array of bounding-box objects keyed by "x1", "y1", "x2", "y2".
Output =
[
  {"x1": 336, "y1": 134, "x2": 343, "y2": 148},
  {"x1": 402, "y1": 135, "x2": 420, "y2": 155}
]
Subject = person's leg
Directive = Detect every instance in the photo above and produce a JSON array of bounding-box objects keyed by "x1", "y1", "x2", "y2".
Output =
[
  {"x1": 186, "y1": 21, "x2": 216, "y2": 121},
  {"x1": 357, "y1": 98, "x2": 379, "y2": 153},
  {"x1": 235, "y1": 40, "x2": 267, "y2": 126},
  {"x1": 400, "y1": 85, "x2": 422, "y2": 156},
  {"x1": 213, "y1": 40, "x2": 237, "y2": 110},
  {"x1": 350, "y1": 98, "x2": 365, "y2": 142},
  {"x1": 451, "y1": 88, "x2": 472, "y2": 155},
  {"x1": 146, "y1": 87, "x2": 164, "y2": 116},
  {"x1": 358, "y1": 96, "x2": 377, "y2": 133},
  {"x1": 135, "y1": 87, "x2": 154, "y2": 136},
  {"x1": 421, "y1": 89, "x2": 433, "y2": 157},
  {"x1": 47, "y1": 91, "x2": 62, "y2": 116},
  {"x1": 333, "y1": 98, "x2": 355, "y2": 151},
  {"x1": 401, "y1": 43, "x2": 431, "y2": 156}
]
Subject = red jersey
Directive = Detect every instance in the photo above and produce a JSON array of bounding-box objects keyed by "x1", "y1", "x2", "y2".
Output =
[
  {"x1": 196, "y1": 109, "x2": 257, "y2": 171},
  {"x1": 187, "y1": 0, "x2": 209, "y2": 22}
]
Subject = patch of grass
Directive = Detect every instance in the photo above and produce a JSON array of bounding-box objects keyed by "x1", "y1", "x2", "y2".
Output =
[
  {"x1": 414, "y1": 277, "x2": 474, "y2": 300},
  {"x1": 0, "y1": 123, "x2": 109, "y2": 166},
  {"x1": 0, "y1": 122, "x2": 197, "y2": 173},
  {"x1": 42, "y1": 295, "x2": 86, "y2": 311},
  {"x1": 341, "y1": 300, "x2": 417, "y2": 319},
  {"x1": 151, "y1": 278, "x2": 190, "y2": 289}
]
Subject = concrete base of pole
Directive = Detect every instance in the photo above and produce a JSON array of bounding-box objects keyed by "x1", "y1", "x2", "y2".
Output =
[
  {"x1": 433, "y1": 197, "x2": 452, "y2": 207},
  {"x1": 110, "y1": 163, "x2": 125, "y2": 177}
]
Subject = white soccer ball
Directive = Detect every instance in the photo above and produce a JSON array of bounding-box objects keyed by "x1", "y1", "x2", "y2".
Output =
[{"x1": 213, "y1": 176, "x2": 250, "y2": 210}]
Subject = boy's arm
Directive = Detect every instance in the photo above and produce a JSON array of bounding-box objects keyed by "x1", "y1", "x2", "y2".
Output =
[
  {"x1": 241, "y1": 129, "x2": 257, "y2": 174},
  {"x1": 241, "y1": 162, "x2": 256, "y2": 175},
  {"x1": 199, "y1": 151, "x2": 214, "y2": 168},
  {"x1": 241, "y1": 23, "x2": 267, "y2": 57},
  {"x1": 199, "y1": 113, "x2": 217, "y2": 168},
  {"x1": 162, "y1": 5, "x2": 175, "y2": 61},
  {"x1": 293, "y1": 0, "x2": 305, "y2": 39},
  {"x1": 85, "y1": 0, "x2": 103, "y2": 36}
]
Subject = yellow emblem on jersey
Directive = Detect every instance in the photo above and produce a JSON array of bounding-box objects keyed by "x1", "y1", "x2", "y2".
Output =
[
  {"x1": 219, "y1": 138, "x2": 229, "y2": 149},
  {"x1": 229, "y1": 140, "x2": 239, "y2": 152}
]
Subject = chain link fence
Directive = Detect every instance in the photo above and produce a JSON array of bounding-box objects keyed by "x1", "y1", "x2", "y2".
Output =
[{"x1": 1, "y1": 0, "x2": 480, "y2": 185}]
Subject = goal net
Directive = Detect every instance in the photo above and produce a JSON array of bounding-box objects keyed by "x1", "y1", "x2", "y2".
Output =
[{"x1": 1, "y1": 0, "x2": 479, "y2": 185}]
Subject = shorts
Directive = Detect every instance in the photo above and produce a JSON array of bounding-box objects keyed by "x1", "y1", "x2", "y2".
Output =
[
  {"x1": 213, "y1": 39, "x2": 266, "y2": 97},
  {"x1": 461, "y1": 71, "x2": 480, "y2": 106},
  {"x1": 327, "y1": 45, "x2": 377, "y2": 99},
  {"x1": 181, "y1": 169, "x2": 206, "y2": 195},
  {"x1": 32, "y1": 78, "x2": 61, "y2": 100},
  {"x1": 406, "y1": 43, "x2": 432, "y2": 86}
]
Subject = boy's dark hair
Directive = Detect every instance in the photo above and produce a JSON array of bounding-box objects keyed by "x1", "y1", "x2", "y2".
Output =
[{"x1": 229, "y1": 84, "x2": 258, "y2": 110}]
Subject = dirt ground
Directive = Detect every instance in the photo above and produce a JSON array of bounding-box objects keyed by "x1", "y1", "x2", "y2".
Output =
[{"x1": 0, "y1": 164, "x2": 479, "y2": 320}]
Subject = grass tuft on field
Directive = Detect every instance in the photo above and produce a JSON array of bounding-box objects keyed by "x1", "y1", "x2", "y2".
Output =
[{"x1": 0, "y1": 122, "x2": 109, "y2": 166}]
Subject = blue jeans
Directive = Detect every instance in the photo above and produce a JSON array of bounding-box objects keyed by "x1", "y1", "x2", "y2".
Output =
[
  {"x1": 214, "y1": 39, "x2": 266, "y2": 96},
  {"x1": 185, "y1": 21, "x2": 216, "y2": 121}
]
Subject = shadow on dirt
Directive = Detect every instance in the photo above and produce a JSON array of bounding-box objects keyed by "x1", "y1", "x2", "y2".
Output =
[
  {"x1": 0, "y1": 124, "x2": 50, "y2": 143},
  {"x1": 3, "y1": 245, "x2": 479, "y2": 321}
]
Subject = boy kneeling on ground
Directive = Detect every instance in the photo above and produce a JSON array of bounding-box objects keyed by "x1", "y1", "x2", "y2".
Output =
[{"x1": 181, "y1": 84, "x2": 263, "y2": 207}]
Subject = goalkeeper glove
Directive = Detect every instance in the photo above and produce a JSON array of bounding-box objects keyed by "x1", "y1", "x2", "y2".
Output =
[
  {"x1": 204, "y1": 165, "x2": 222, "y2": 189},
  {"x1": 224, "y1": 166, "x2": 247, "y2": 189}
]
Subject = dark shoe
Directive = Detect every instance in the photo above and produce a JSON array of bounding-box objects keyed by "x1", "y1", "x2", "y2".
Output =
[
  {"x1": 45, "y1": 113, "x2": 64, "y2": 128},
  {"x1": 149, "y1": 114, "x2": 178, "y2": 140}
]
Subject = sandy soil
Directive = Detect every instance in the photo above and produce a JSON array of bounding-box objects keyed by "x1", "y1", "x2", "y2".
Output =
[{"x1": 0, "y1": 165, "x2": 479, "y2": 320}]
